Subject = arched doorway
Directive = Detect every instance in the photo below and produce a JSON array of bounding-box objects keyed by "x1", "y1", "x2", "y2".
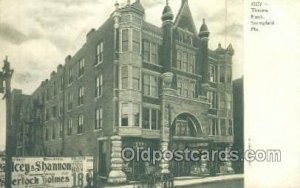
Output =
[{"x1": 169, "y1": 113, "x2": 205, "y2": 177}]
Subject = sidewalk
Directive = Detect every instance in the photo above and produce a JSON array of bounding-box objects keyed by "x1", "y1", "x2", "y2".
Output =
[{"x1": 104, "y1": 174, "x2": 244, "y2": 188}]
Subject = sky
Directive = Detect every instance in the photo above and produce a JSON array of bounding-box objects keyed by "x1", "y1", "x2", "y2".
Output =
[{"x1": 0, "y1": 0, "x2": 243, "y2": 151}]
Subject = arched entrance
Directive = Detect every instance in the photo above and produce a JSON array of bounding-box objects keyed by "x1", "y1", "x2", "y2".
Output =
[{"x1": 169, "y1": 113, "x2": 207, "y2": 177}]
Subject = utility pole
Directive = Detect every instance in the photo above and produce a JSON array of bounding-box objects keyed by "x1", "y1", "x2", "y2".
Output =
[{"x1": 0, "y1": 56, "x2": 14, "y2": 188}]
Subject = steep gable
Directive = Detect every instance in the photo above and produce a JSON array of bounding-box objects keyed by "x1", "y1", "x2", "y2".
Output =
[{"x1": 174, "y1": 0, "x2": 197, "y2": 34}]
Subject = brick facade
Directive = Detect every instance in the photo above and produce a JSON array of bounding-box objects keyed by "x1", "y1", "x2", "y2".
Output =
[{"x1": 11, "y1": 0, "x2": 236, "y2": 183}]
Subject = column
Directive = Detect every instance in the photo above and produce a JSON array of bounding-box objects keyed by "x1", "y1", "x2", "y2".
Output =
[
  {"x1": 225, "y1": 144, "x2": 234, "y2": 174},
  {"x1": 107, "y1": 135, "x2": 127, "y2": 183},
  {"x1": 160, "y1": 141, "x2": 170, "y2": 174}
]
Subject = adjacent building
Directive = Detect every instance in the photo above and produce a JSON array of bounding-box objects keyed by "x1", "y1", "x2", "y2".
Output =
[{"x1": 9, "y1": 0, "x2": 236, "y2": 183}]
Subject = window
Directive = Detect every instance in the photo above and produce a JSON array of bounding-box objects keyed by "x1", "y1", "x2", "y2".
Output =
[
  {"x1": 175, "y1": 120, "x2": 190, "y2": 136},
  {"x1": 121, "y1": 66, "x2": 129, "y2": 89},
  {"x1": 122, "y1": 29, "x2": 129, "y2": 52},
  {"x1": 67, "y1": 92, "x2": 73, "y2": 110},
  {"x1": 132, "y1": 67, "x2": 140, "y2": 90},
  {"x1": 226, "y1": 93, "x2": 232, "y2": 110},
  {"x1": 132, "y1": 29, "x2": 141, "y2": 53},
  {"x1": 68, "y1": 68, "x2": 73, "y2": 85},
  {"x1": 45, "y1": 108, "x2": 50, "y2": 121},
  {"x1": 59, "y1": 122, "x2": 63, "y2": 138},
  {"x1": 189, "y1": 81, "x2": 196, "y2": 98},
  {"x1": 219, "y1": 93, "x2": 226, "y2": 109},
  {"x1": 79, "y1": 58, "x2": 85, "y2": 77},
  {"x1": 142, "y1": 107, "x2": 150, "y2": 129},
  {"x1": 182, "y1": 52, "x2": 188, "y2": 72},
  {"x1": 45, "y1": 128, "x2": 49, "y2": 141},
  {"x1": 142, "y1": 107, "x2": 160, "y2": 130},
  {"x1": 59, "y1": 102, "x2": 63, "y2": 117},
  {"x1": 226, "y1": 68, "x2": 232, "y2": 82},
  {"x1": 182, "y1": 80, "x2": 188, "y2": 97},
  {"x1": 177, "y1": 51, "x2": 182, "y2": 69},
  {"x1": 52, "y1": 125, "x2": 56, "y2": 140},
  {"x1": 95, "y1": 108, "x2": 103, "y2": 130},
  {"x1": 67, "y1": 119, "x2": 73, "y2": 136},
  {"x1": 53, "y1": 81, "x2": 57, "y2": 96},
  {"x1": 78, "y1": 86, "x2": 84, "y2": 105},
  {"x1": 207, "y1": 91, "x2": 218, "y2": 109},
  {"x1": 150, "y1": 75, "x2": 158, "y2": 97},
  {"x1": 220, "y1": 119, "x2": 226, "y2": 136},
  {"x1": 133, "y1": 104, "x2": 140, "y2": 127},
  {"x1": 209, "y1": 65, "x2": 216, "y2": 82},
  {"x1": 177, "y1": 77, "x2": 182, "y2": 95},
  {"x1": 78, "y1": 115, "x2": 84, "y2": 134},
  {"x1": 188, "y1": 54, "x2": 195, "y2": 73},
  {"x1": 220, "y1": 66, "x2": 225, "y2": 83},
  {"x1": 96, "y1": 41, "x2": 104, "y2": 64},
  {"x1": 60, "y1": 75, "x2": 64, "y2": 91},
  {"x1": 228, "y1": 120, "x2": 233, "y2": 136},
  {"x1": 151, "y1": 109, "x2": 159, "y2": 130},
  {"x1": 121, "y1": 103, "x2": 129, "y2": 126},
  {"x1": 151, "y1": 43, "x2": 158, "y2": 64},
  {"x1": 143, "y1": 40, "x2": 150, "y2": 62},
  {"x1": 143, "y1": 73, "x2": 158, "y2": 97},
  {"x1": 210, "y1": 118, "x2": 219, "y2": 136},
  {"x1": 143, "y1": 74, "x2": 150, "y2": 96},
  {"x1": 52, "y1": 106, "x2": 57, "y2": 118},
  {"x1": 95, "y1": 76, "x2": 103, "y2": 97}
]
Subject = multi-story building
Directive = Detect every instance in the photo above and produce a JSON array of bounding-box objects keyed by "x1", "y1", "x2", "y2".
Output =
[{"x1": 10, "y1": 0, "x2": 236, "y2": 183}]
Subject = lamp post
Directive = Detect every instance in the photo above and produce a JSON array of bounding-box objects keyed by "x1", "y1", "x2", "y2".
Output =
[{"x1": 0, "y1": 56, "x2": 14, "y2": 188}]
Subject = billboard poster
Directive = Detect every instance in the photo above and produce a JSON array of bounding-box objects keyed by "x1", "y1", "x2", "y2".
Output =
[
  {"x1": 11, "y1": 157, "x2": 93, "y2": 188},
  {"x1": 0, "y1": 158, "x2": 5, "y2": 188}
]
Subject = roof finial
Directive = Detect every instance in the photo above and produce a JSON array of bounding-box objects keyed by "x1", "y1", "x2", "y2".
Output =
[
  {"x1": 115, "y1": 0, "x2": 120, "y2": 10},
  {"x1": 166, "y1": 0, "x2": 169, "y2": 6},
  {"x1": 127, "y1": 0, "x2": 131, "y2": 5},
  {"x1": 203, "y1": 18, "x2": 205, "y2": 24}
]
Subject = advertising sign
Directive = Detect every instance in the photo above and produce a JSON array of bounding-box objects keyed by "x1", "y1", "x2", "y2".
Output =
[{"x1": 11, "y1": 157, "x2": 93, "y2": 188}]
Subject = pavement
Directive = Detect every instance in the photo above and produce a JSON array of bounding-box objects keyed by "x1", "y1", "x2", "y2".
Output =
[{"x1": 104, "y1": 174, "x2": 244, "y2": 188}]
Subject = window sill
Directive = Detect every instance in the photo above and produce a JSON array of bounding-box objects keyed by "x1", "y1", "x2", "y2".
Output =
[
  {"x1": 77, "y1": 104, "x2": 84, "y2": 108},
  {"x1": 95, "y1": 95, "x2": 103, "y2": 100},
  {"x1": 94, "y1": 62, "x2": 103, "y2": 67},
  {"x1": 143, "y1": 95, "x2": 159, "y2": 99},
  {"x1": 143, "y1": 61, "x2": 162, "y2": 67},
  {"x1": 94, "y1": 129, "x2": 102, "y2": 132},
  {"x1": 78, "y1": 75, "x2": 84, "y2": 80}
]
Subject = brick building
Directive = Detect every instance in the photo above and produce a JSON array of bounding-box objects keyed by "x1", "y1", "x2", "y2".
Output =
[{"x1": 10, "y1": 0, "x2": 236, "y2": 183}]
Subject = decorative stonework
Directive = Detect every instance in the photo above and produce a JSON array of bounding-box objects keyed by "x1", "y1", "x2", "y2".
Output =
[
  {"x1": 161, "y1": 72, "x2": 174, "y2": 89},
  {"x1": 107, "y1": 135, "x2": 127, "y2": 184}
]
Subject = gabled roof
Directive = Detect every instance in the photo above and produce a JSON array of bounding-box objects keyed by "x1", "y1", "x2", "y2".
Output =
[{"x1": 174, "y1": 0, "x2": 197, "y2": 34}]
